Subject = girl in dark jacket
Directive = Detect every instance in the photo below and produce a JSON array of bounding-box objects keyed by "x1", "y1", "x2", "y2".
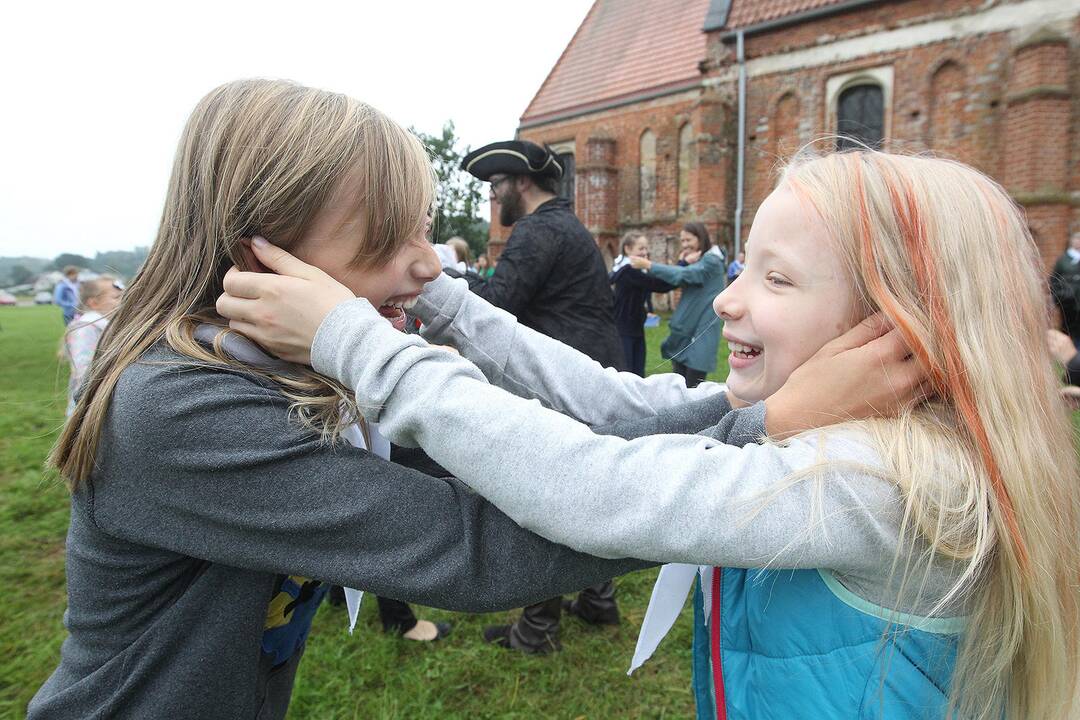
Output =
[{"x1": 609, "y1": 232, "x2": 673, "y2": 376}]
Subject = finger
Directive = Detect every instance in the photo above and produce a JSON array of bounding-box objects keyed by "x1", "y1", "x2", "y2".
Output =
[
  {"x1": 227, "y1": 318, "x2": 265, "y2": 346},
  {"x1": 250, "y1": 236, "x2": 321, "y2": 280},
  {"x1": 215, "y1": 293, "x2": 260, "y2": 323},
  {"x1": 865, "y1": 326, "x2": 916, "y2": 362},
  {"x1": 889, "y1": 358, "x2": 932, "y2": 404},
  {"x1": 238, "y1": 238, "x2": 270, "y2": 273},
  {"x1": 819, "y1": 313, "x2": 892, "y2": 355},
  {"x1": 222, "y1": 266, "x2": 268, "y2": 299}
]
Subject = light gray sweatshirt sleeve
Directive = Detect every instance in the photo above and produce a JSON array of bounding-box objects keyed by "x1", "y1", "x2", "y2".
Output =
[
  {"x1": 412, "y1": 273, "x2": 726, "y2": 426},
  {"x1": 312, "y1": 299, "x2": 909, "y2": 584}
]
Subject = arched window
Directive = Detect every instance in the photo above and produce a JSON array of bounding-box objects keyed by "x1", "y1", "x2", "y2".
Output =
[
  {"x1": 677, "y1": 123, "x2": 693, "y2": 215},
  {"x1": 772, "y1": 93, "x2": 800, "y2": 157},
  {"x1": 640, "y1": 130, "x2": 657, "y2": 220},
  {"x1": 836, "y1": 84, "x2": 884, "y2": 150}
]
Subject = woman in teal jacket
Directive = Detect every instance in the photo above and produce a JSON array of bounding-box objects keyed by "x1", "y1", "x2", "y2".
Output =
[{"x1": 630, "y1": 223, "x2": 726, "y2": 387}]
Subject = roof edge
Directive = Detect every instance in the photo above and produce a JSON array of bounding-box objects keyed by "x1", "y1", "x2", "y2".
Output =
[
  {"x1": 717, "y1": 0, "x2": 889, "y2": 40},
  {"x1": 519, "y1": 79, "x2": 702, "y2": 130}
]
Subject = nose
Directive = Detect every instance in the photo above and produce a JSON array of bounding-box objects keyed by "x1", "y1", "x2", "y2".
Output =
[
  {"x1": 712, "y1": 277, "x2": 744, "y2": 320},
  {"x1": 415, "y1": 242, "x2": 442, "y2": 282}
]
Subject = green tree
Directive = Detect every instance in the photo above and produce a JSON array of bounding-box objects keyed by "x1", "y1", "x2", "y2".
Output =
[
  {"x1": 8, "y1": 264, "x2": 33, "y2": 285},
  {"x1": 413, "y1": 122, "x2": 488, "y2": 259},
  {"x1": 50, "y1": 253, "x2": 93, "y2": 271}
]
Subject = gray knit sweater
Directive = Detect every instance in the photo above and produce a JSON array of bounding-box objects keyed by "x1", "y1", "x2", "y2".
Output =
[{"x1": 30, "y1": 336, "x2": 678, "y2": 720}]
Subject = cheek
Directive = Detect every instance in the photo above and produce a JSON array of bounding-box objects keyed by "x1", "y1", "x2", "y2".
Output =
[{"x1": 778, "y1": 296, "x2": 853, "y2": 366}]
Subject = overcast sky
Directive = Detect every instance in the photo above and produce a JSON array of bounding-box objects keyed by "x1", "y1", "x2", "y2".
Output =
[{"x1": 0, "y1": 0, "x2": 594, "y2": 259}]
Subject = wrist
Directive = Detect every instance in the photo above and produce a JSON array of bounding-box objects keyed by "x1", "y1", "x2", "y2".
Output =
[
  {"x1": 763, "y1": 394, "x2": 800, "y2": 439},
  {"x1": 310, "y1": 297, "x2": 379, "y2": 376}
]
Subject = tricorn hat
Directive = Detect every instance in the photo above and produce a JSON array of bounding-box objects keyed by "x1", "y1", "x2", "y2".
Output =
[{"x1": 461, "y1": 140, "x2": 563, "y2": 182}]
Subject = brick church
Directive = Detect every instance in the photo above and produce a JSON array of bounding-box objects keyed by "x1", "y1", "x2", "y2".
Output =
[{"x1": 488, "y1": 0, "x2": 1079, "y2": 273}]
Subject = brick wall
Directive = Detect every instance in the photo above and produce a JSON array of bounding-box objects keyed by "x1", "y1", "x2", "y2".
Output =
[
  {"x1": 513, "y1": 0, "x2": 1077, "y2": 277},
  {"x1": 497, "y1": 88, "x2": 739, "y2": 265}
]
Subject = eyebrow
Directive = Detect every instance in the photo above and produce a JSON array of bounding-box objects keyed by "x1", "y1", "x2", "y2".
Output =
[{"x1": 749, "y1": 246, "x2": 793, "y2": 265}]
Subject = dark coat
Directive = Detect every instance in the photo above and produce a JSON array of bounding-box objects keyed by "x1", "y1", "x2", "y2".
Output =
[
  {"x1": 458, "y1": 198, "x2": 625, "y2": 370},
  {"x1": 610, "y1": 264, "x2": 674, "y2": 337},
  {"x1": 1051, "y1": 251, "x2": 1080, "y2": 340}
]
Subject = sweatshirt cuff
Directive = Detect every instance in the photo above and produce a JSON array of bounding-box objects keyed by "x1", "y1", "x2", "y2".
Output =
[
  {"x1": 415, "y1": 272, "x2": 470, "y2": 341},
  {"x1": 725, "y1": 401, "x2": 767, "y2": 446},
  {"x1": 310, "y1": 297, "x2": 380, "y2": 379}
]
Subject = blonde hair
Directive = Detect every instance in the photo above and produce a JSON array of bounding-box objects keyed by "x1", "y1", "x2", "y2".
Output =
[
  {"x1": 50, "y1": 79, "x2": 434, "y2": 487},
  {"x1": 620, "y1": 230, "x2": 648, "y2": 254},
  {"x1": 77, "y1": 275, "x2": 117, "y2": 310},
  {"x1": 446, "y1": 236, "x2": 470, "y2": 265},
  {"x1": 783, "y1": 150, "x2": 1080, "y2": 719}
]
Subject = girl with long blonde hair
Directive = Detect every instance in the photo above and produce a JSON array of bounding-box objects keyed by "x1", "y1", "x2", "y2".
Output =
[{"x1": 221, "y1": 149, "x2": 1079, "y2": 718}]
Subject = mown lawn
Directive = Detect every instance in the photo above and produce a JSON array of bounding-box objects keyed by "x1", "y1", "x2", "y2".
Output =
[{"x1": 0, "y1": 305, "x2": 727, "y2": 720}]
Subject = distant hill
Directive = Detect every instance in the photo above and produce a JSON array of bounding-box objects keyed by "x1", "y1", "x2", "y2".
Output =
[
  {"x1": 0, "y1": 257, "x2": 51, "y2": 286},
  {"x1": 0, "y1": 248, "x2": 149, "y2": 286}
]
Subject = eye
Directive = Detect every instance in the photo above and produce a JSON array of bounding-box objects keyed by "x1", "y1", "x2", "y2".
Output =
[{"x1": 766, "y1": 273, "x2": 792, "y2": 287}]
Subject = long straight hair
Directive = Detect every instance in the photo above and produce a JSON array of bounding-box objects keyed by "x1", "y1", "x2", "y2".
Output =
[
  {"x1": 50, "y1": 79, "x2": 435, "y2": 487},
  {"x1": 785, "y1": 151, "x2": 1079, "y2": 719}
]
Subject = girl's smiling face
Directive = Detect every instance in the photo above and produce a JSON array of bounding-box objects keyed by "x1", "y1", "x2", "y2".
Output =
[{"x1": 713, "y1": 183, "x2": 857, "y2": 403}]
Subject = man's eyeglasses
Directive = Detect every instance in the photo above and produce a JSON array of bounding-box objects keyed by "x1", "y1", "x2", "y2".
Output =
[{"x1": 489, "y1": 175, "x2": 513, "y2": 194}]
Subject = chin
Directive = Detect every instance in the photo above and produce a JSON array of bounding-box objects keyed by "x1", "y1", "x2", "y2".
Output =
[{"x1": 726, "y1": 379, "x2": 765, "y2": 404}]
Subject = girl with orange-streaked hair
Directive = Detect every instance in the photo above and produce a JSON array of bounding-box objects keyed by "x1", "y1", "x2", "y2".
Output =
[{"x1": 220, "y1": 148, "x2": 1079, "y2": 718}]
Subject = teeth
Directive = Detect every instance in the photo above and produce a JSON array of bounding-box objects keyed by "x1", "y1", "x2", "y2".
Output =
[
  {"x1": 729, "y1": 341, "x2": 761, "y2": 354},
  {"x1": 384, "y1": 297, "x2": 418, "y2": 311}
]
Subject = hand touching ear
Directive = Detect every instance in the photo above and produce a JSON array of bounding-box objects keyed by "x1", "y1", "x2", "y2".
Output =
[
  {"x1": 764, "y1": 313, "x2": 929, "y2": 438},
  {"x1": 215, "y1": 237, "x2": 354, "y2": 364}
]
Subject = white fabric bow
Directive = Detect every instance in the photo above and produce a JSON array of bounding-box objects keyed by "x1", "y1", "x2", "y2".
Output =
[{"x1": 628, "y1": 564, "x2": 713, "y2": 675}]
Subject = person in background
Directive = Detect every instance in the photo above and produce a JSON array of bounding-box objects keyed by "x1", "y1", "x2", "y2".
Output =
[
  {"x1": 630, "y1": 223, "x2": 726, "y2": 388},
  {"x1": 726, "y1": 251, "x2": 745, "y2": 282},
  {"x1": 474, "y1": 254, "x2": 494, "y2": 278},
  {"x1": 458, "y1": 140, "x2": 624, "y2": 372},
  {"x1": 458, "y1": 139, "x2": 625, "y2": 654},
  {"x1": 1050, "y1": 232, "x2": 1080, "y2": 348},
  {"x1": 610, "y1": 231, "x2": 673, "y2": 376},
  {"x1": 54, "y1": 266, "x2": 81, "y2": 325},
  {"x1": 64, "y1": 276, "x2": 122, "y2": 416},
  {"x1": 446, "y1": 236, "x2": 471, "y2": 272},
  {"x1": 1047, "y1": 328, "x2": 1080, "y2": 408}
]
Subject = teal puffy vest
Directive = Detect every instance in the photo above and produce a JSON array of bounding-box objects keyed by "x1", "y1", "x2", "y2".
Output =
[{"x1": 690, "y1": 568, "x2": 962, "y2": 719}]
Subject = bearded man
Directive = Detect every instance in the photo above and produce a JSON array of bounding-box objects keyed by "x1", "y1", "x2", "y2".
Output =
[{"x1": 456, "y1": 140, "x2": 624, "y2": 654}]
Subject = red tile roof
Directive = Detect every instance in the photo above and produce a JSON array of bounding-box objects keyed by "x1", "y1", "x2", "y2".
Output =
[
  {"x1": 520, "y1": 0, "x2": 712, "y2": 126},
  {"x1": 724, "y1": 0, "x2": 849, "y2": 30}
]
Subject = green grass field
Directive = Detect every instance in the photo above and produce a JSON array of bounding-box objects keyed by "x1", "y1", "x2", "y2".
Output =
[{"x1": 0, "y1": 305, "x2": 728, "y2": 720}]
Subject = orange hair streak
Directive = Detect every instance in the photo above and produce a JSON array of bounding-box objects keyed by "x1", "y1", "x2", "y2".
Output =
[{"x1": 850, "y1": 154, "x2": 1030, "y2": 573}]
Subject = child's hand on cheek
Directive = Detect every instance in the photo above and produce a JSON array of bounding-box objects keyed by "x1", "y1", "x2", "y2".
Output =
[
  {"x1": 764, "y1": 313, "x2": 930, "y2": 438},
  {"x1": 216, "y1": 237, "x2": 354, "y2": 365}
]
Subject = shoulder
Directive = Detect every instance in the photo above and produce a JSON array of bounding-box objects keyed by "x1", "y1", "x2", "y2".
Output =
[
  {"x1": 700, "y1": 251, "x2": 723, "y2": 269},
  {"x1": 113, "y1": 344, "x2": 288, "y2": 431}
]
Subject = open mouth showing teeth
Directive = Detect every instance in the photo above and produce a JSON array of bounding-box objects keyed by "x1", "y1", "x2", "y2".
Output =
[
  {"x1": 729, "y1": 341, "x2": 762, "y2": 359},
  {"x1": 377, "y1": 297, "x2": 418, "y2": 331}
]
